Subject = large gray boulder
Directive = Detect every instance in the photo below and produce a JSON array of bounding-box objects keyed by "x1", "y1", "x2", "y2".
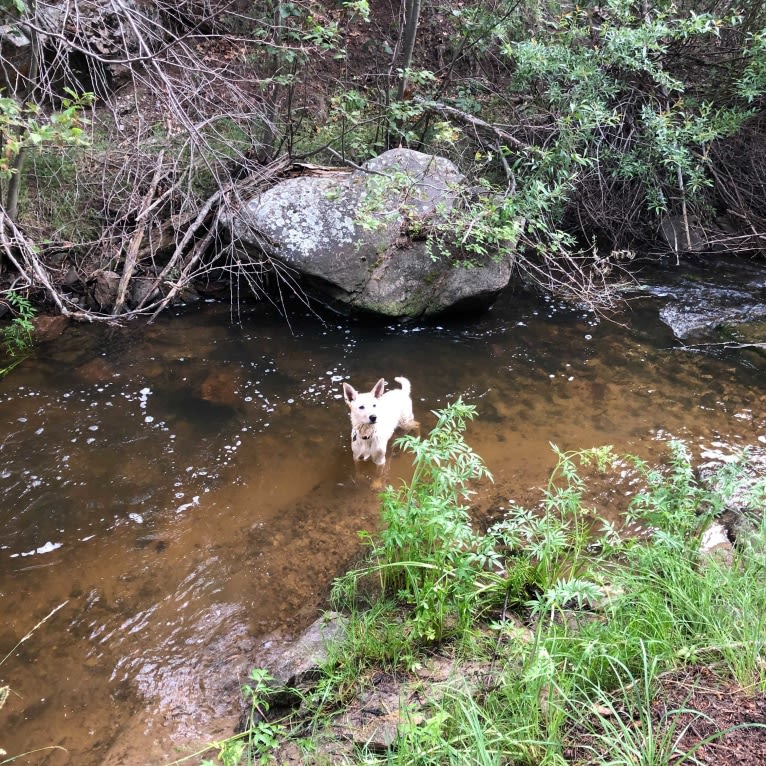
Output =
[{"x1": 226, "y1": 149, "x2": 517, "y2": 318}]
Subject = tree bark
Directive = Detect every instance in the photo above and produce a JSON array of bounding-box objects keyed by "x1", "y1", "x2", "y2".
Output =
[{"x1": 396, "y1": 0, "x2": 422, "y2": 105}]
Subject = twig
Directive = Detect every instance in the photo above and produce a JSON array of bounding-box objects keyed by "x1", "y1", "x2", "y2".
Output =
[
  {"x1": 148, "y1": 225, "x2": 217, "y2": 322},
  {"x1": 0, "y1": 213, "x2": 70, "y2": 315},
  {"x1": 112, "y1": 150, "x2": 166, "y2": 315},
  {"x1": 0, "y1": 601, "x2": 69, "y2": 667},
  {"x1": 413, "y1": 96, "x2": 531, "y2": 151},
  {"x1": 682, "y1": 341, "x2": 766, "y2": 351}
]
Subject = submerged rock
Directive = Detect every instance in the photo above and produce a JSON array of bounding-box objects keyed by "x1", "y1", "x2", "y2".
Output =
[
  {"x1": 32, "y1": 314, "x2": 69, "y2": 343},
  {"x1": 640, "y1": 256, "x2": 766, "y2": 342},
  {"x1": 253, "y1": 611, "x2": 348, "y2": 704},
  {"x1": 225, "y1": 148, "x2": 519, "y2": 319}
]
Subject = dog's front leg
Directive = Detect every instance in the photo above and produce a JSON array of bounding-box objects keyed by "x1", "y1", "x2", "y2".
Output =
[{"x1": 370, "y1": 460, "x2": 390, "y2": 491}]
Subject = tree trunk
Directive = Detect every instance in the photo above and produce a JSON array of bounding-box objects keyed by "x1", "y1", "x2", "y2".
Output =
[
  {"x1": 396, "y1": 0, "x2": 421, "y2": 104},
  {"x1": 5, "y1": 0, "x2": 40, "y2": 221}
]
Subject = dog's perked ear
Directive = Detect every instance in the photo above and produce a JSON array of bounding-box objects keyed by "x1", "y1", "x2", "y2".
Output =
[
  {"x1": 372, "y1": 378, "x2": 386, "y2": 398},
  {"x1": 342, "y1": 381, "x2": 358, "y2": 403}
]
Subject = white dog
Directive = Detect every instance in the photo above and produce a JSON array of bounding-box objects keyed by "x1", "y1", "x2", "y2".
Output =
[{"x1": 342, "y1": 376, "x2": 418, "y2": 466}]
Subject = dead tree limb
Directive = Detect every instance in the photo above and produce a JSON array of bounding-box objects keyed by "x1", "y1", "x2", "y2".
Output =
[
  {"x1": 0, "y1": 211, "x2": 68, "y2": 315},
  {"x1": 131, "y1": 188, "x2": 223, "y2": 313},
  {"x1": 148, "y1": 225, "x2": 217, "y2": 322},
  {"x1": 134, "y1": 156, "x2": 292, "y2": 313},
  {"x1": 413, "y1": 96, "x2": 531, "y2": 152},
  {"x1": 112, "y1": 150, "x2": 166, "y2": 316}
]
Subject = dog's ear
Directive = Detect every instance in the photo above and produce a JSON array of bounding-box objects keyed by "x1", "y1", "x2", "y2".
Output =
[
  {"x1": 372, "y1": 378, "x2": 386, "y2": 398},
  {"x1": 342, "y1": 382, "x2": 357, "y2": 403}
]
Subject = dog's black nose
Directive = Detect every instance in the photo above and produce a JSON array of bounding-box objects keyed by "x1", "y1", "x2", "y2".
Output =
[{"x1": 369, "y1": 414, "x2": 377, "y2": 423}]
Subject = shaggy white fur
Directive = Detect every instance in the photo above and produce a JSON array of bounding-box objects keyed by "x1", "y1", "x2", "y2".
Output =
[{"x1": 342, "y1": 376, "x2": 418, "y2": 466}]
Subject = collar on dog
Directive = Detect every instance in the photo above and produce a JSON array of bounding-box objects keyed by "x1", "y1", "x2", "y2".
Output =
[{"x1": 352, "y1": 428, "x2": 372, "y2": 441}]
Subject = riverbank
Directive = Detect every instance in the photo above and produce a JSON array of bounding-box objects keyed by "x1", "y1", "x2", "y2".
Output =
[{"x1": 193, "y1": 403, "x2": 766, "y2": 766}]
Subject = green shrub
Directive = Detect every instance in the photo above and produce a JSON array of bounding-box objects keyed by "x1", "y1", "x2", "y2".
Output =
[
  {"x1": 1, "y1": 291, "x2": 36, "y2": 375},
  {"x1": 336, "y1": 399, "x2": 495, "y2": 642},
  {"x1": 273, "y1": 428, "x2": 766, "y2": 766}
]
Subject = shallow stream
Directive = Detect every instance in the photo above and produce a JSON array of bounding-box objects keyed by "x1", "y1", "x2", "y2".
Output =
[{"x1": 1, "y1": 276, "x2": 765, "y2": 764}]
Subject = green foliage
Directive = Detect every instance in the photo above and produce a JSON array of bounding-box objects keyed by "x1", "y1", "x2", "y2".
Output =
[
  {"x1": 626, "y1": 440, "x2": 766, "y2": 553},
  {"x1": 358, "y1": 399, "x2": 495, "y2": 642},
  {"x1": 1, "y1": 291, "x2": 35, "y2": 371},
  {"x1": 353, "y1": 169, "x2": 412, "y2": 232},
  {"x1": 627, "y1": 439, "x2": 713, "y2": 548},
  {"x1": 238, "y1": 668, "x2": 285, "y2": 763},
  {"x1": 307, "y1": 89, "x2": 382, "y2": 159},
  {"x1": 342, "y1": 0, "x2": 370, "y2": 23},
  {"x1": 490, "y1": 445, "x2": 617, "y2": 597},
  {"x1": 196, "y1": 668, "x2": 284, "y2": 766},
  {"x1": 212, "y1": 428, "x2": 766, "y2": 765},
  {"x1": 440, "y1": 185, "x2": 527, "y2": 262},
  {"x1": 246, "y1": 1, "x2": 351, "y2": 75},
  {"x1": 0, "y1": 0, "x2": 27, "y2": 14},
  {"x1": 499, "y1": 3, "x2": 751, "y2": 228},
  {"x1": 324, "y1": 0, "x2": 763, "y2": 286},
  {"x1": 738, "y1": 27, "x2": 766, "y2": 102},
  {"x1": 0, "y1": 90, "x2": 93, "y2": 179}
]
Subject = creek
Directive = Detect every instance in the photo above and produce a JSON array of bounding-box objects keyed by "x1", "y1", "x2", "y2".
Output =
[{"x1": 1, "y1": 263, "x2": 765, "y2": 765}]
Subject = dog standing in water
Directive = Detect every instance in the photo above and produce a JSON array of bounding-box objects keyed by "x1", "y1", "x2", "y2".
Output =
[{"x1": 342, "y1": 376, "x2": 418, "y2": 467}]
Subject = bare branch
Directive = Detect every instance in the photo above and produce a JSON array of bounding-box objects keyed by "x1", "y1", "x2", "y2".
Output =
[{"x1": 112, "y1": 150, "x2": 165, "y2": 315}]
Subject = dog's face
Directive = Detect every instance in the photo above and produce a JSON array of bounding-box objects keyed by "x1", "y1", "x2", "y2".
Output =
[{"x1": 342, "y1": 378, "x2": 386, "y2": 426}]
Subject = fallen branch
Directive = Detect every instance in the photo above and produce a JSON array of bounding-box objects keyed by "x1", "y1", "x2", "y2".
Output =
[
  {"x1": 682, "y1": 341, "x2": 766, "y2": 351},
  {"x1": 148, "y1": 224, "x2": 217, "y2": 322},
  {"x1": 413, "y1": 96, "x2": 531, "y2": 152},
  {"x1": 112, "y1": 150, "x2": 166, "y2": 315},
  {"x1": 135, "y1": 155, "x2": 291, "y2": 313},
  {"x1": 0, "y1": 211, "x2": 69, "y2": 315}
]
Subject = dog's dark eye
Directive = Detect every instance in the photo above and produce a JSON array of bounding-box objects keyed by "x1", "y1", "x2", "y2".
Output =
[{"x1": 359, "y1": 405, "x2": 365, "y2": 410}]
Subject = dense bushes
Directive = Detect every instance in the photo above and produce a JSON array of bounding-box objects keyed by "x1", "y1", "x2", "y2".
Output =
[{"x1": 1, "y1": 0, "x2": 765, "y2": 317}]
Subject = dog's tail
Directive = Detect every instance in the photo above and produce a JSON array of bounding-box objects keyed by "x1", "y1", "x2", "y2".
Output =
[{"x1": 394, "y1": 376, "x2": 411, "y2": 395}]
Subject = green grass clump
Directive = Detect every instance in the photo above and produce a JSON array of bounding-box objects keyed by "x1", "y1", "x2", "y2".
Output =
[
  {"x1": 201, "y1": 407, "x2": 766, "y2": 765},
  {"x1": 1, "y1": 291, "x2": 36, "y2": 377}
]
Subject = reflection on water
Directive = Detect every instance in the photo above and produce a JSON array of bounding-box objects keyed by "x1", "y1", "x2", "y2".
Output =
[{"x1": 0, "y1": 290, "x2": 764, "y2": 764}]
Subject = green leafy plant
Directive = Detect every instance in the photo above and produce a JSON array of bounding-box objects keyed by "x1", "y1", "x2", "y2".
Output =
[
  {"x1": 334, "y1": 399, "x2": 495, "y2": 643},
  {"x1": 628, "y1": 440, "x2": 722, "y2": 549},
  {"x1": 175, "y1": 668, "x2": 285, "y2": 766},
  {"x1": 376, "y1": 399, "x2": 496, "y2": 641},
  {"x1": 1, "y1": 291, "x2": 36, "y2": 373},
  {"x1": 1, "y1": 78, "x2": 93, "y2": 243},
  {"x1": 490, "y1": 445, "x2": 618, "y2": 595},
  {"x1": 738, "y1": 27, "x2": 766, "y2": 101},
  {"x1": 248, "y1": 433, "x2": 766, "y2": 765},
  {"x1": 239, "y1": 668, "x2": 285, "y2": 761},
  {"x1": 0, "y1": 89, "x2": 93, "y2": 205},
  {"x1": 502, "y1": 4, "x2": 750, "y2": 215}
]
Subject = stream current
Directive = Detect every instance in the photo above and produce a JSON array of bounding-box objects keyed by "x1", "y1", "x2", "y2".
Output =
[{"x1": 1, "y1": 281, "x2": 764, "y2": 764}]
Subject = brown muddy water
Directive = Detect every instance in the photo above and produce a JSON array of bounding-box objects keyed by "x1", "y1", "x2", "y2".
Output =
[{"x1": 1, "y1": 285, "x2": 765, "y2": 765}]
